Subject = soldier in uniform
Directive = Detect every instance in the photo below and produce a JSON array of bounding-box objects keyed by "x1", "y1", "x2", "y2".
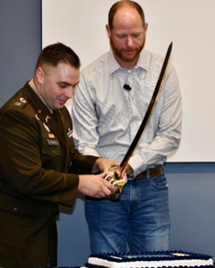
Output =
[{"x1": 0, "y1": 43, "x2": 122, "y2": 268}]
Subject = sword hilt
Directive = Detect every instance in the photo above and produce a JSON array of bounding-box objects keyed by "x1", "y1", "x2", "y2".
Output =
[{"x1": 104, "y1": 165, "x2": 126, "y2": 201}]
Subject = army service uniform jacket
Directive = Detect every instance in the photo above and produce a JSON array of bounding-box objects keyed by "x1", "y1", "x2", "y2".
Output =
[{"x1": 0, "y1": 82, "x2": 97, "y2": 268}]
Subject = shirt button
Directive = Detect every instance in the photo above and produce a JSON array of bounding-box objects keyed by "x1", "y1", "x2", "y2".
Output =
[{"x1": 14, "y1": 207, "x2": 18, "y2": 212}]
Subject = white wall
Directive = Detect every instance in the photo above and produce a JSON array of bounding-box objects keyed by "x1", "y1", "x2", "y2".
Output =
[{"x1": 42, "y1": 0, "x2": 215, "y2": 162}]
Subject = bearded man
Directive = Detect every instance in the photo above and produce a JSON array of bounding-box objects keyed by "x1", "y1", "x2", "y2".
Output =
[{"x1": 71, "y1": 0, "x2": 182, "y2": 253}]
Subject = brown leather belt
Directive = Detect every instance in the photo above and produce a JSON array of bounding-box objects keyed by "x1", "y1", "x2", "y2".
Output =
[{"x1": 129, "y1": 166, "x2": 164, "y2": 179}]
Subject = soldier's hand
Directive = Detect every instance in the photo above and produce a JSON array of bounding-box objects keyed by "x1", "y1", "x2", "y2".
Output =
[{"x1": 78, "y1": 173, "x2": 116, "y2": 198}]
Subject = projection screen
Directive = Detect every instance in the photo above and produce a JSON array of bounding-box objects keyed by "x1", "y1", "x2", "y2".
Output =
[{"x1": 42, "y1": 0, "x2": 215, "y2": 162}]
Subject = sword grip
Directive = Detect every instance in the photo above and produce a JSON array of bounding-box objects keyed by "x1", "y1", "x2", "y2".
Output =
[{"x1": 104, "y1": 165, "x2": 126, "y2": 201}]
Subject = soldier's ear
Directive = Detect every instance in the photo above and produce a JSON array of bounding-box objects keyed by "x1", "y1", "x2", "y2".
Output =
[{"x1": 35, "y1": 67, "x2": 45, "y2": 85}]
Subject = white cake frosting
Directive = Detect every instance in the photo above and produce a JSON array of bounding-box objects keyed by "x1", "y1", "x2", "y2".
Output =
[{"x1": 86, "y1": 250, "x2": 214, "y2": 268}]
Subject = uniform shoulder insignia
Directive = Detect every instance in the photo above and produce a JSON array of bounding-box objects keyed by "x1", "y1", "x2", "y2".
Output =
[
  {"x1": 14, "y1": 102, "x2": 22, "y2": 107},
  {"x1": 14, "y1": 97, "x2": 29, "y2": 108},
  {"x1": 20, "y1": 97, "x2": 27, "y2": 104}
]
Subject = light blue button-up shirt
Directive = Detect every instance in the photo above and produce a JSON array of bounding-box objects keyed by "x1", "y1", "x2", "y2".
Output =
[{"x1": 71, "y1": 49, "x2": 182, "y2": 177}]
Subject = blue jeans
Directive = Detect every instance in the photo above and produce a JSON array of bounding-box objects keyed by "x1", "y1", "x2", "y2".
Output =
[{"x1": 85, "y1": 173, "x2": 170, "y2": 253}]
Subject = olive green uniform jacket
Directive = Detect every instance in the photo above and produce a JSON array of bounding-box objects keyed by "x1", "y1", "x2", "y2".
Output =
[{"x1": 0, "y1": 82, "x2": 97, "y2": 268}]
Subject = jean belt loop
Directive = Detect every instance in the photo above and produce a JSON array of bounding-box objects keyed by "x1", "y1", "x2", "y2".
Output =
[{"x1": 147, "y1": 169, "x2": 150, "y2": 180}]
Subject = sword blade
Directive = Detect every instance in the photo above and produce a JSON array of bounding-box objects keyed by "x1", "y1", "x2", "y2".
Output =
[{"x1": 120, "y1": 42, "x2": 173, "y2": 170}]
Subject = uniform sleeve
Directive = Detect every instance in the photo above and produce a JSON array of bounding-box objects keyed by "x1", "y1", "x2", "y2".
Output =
[{"x1": 69, "y1": 149, "x2": 98, "y2": 174}]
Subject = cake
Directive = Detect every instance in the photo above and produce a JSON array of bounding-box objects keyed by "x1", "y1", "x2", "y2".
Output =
[{"x1": 85, "y1": 250, "x2": 214, "y2": 268}]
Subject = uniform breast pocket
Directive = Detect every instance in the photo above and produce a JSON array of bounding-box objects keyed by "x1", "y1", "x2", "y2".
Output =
[{"x1": 42, "y1": 137, "x2": 62, "y2": 157}]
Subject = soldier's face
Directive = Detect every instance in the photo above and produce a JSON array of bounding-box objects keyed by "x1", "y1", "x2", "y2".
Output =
[{"x1": 36, "y1": 62, "x2": 80, "y2": 110}]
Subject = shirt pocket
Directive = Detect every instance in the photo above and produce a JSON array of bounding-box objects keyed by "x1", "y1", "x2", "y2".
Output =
[{"x1": 42, "y1": 137, "x2": 61, "y2": 157}]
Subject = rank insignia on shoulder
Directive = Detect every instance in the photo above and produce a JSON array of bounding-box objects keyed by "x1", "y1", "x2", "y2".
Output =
[
  {"x1": 14, "y1": 102, "x2": 22, "y2": 106},
  {"x1": 67, "y1": 128, "x2": 73, "y2": 138},
  {"x1": 20, "y1": 97, "x2": 27, "y2": 103}
]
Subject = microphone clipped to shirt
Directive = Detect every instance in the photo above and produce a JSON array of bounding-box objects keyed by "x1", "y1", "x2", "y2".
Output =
[{"x1": 123, "y1": 84, "x2": 132, "y2": 91}]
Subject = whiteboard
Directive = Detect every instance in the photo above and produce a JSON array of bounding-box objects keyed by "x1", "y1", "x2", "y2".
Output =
[{"x1": 42, "y1": 0, "x2": 215, "y2": 162}]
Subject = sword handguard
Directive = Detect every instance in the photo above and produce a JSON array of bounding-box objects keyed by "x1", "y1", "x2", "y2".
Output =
[{"x1": 104, "y1": 165, "x2": 126, "y2": 201}]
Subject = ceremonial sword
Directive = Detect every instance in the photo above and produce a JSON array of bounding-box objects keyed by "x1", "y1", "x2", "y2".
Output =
[{"x1": 105, "y1": 42, "x2": 173, "y2": 201}]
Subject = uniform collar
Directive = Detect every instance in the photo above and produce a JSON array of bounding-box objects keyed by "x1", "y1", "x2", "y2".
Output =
[
  {"x1": 29, "y1": 79, "x2": 53, "y2": 114},
  {"x1": 23, "y1": 83, "x2": 68, "y2": 147}
]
